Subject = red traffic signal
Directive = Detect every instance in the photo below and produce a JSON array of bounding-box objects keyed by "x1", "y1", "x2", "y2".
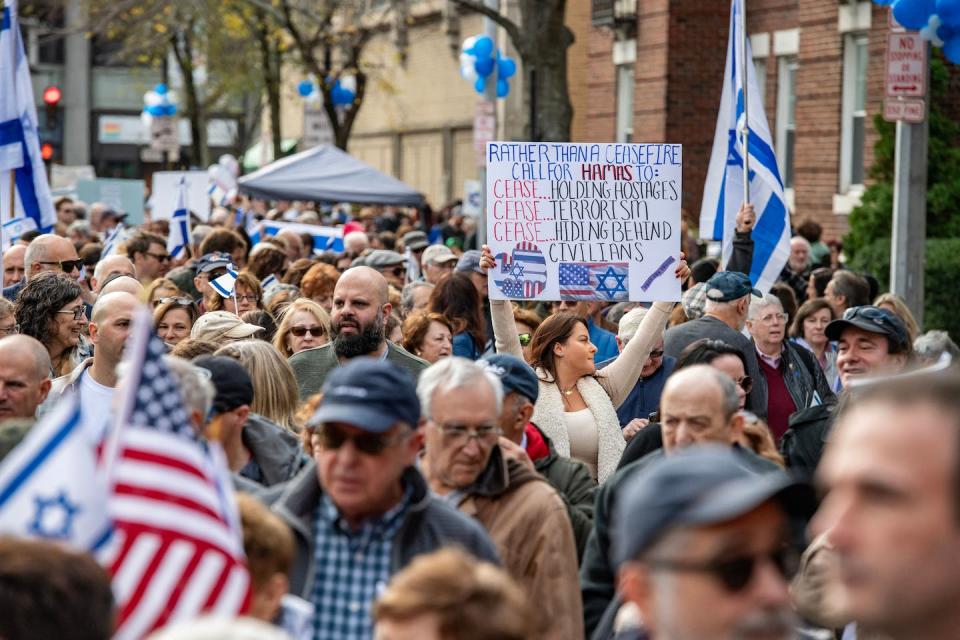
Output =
[
  {"x1": 40, "y1": 143, "x2": 54, "y2": 161},
  {"x1": 42, "y1": 86, "x2": 62, "y2": 106}
]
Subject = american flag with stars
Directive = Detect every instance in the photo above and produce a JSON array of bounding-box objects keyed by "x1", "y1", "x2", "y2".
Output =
[
  {"x1": 559, "y1": 262, "x2": 630, "y2": 301},
  {"x1": 100, "y1": 308, "x2": 250, "y2": 639}
]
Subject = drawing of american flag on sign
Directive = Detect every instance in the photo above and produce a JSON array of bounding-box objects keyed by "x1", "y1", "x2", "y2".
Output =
[
  {"x1": 559, "y1": 262, "x2": 630, "y2": 301},
  {"x1": 494, "y1": 242, "x2": 548, "y2": 299}
]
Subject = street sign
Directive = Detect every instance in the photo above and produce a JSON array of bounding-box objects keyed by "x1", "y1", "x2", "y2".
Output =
[
  {"x1": 884, "y1": 98, "x2": 926, "y2": 124},
  {"x1": 885, "y1": 32, "x2": 926, "y2": 98},
  {"x1": 302, "y1": 105, "x2": 334, "y2": 150},
  {"x1": 474, "y1": 100, "x2": 495, "y2": 167},
  {"x1": 150, "y1": 116, "x2": 180, "y2": 152}
]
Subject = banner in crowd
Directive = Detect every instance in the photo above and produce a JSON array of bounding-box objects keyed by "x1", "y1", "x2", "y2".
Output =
[
  {"x1": 149, "y1": 171, "x2": 212, "y2": 222},
  {"x1": 76, "y1": 178, "x2": 146, "y2": 225},
  {"x1": 247, "y1": 217, "x2": 345, "y2": 254},
  {"x1": 485, "y1": 142, "x2": 682, "y2": 302}
]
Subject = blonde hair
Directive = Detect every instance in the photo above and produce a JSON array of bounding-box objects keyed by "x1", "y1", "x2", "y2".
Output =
[
  {"x1": 144, "y1": 277, "x2": 183, "y2": 306},
  {"x1": 205, "y1": 271, "x2": 263, "y2": 313},
  {"x1": 873, "y1": 292, "x2": 920, "y2": 344},
  {"x1": 373, "y1": 548, "x2": 536, "y2": 640},
  {"x1": 272, "y1": 298, "x2": 331, "y2": 358},
  {"x1": 214, "y1": 340, "x2": 301, "y2": 432}
]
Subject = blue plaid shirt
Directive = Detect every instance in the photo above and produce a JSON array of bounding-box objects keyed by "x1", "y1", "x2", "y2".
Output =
[{"x1": 310, "y1": 485, "x2": 413, "y2": 640}]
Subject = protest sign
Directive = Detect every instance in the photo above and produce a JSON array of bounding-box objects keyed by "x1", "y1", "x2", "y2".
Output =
[
  {"x1": 485, "y1": 142, "x2": 682, "y2": 302},
  {"x1": 149, "y1": 171, "x2": 211, "y2": 222},
  {"x1": 76, "y1": 178, "x2": 146, "y2": 225}
]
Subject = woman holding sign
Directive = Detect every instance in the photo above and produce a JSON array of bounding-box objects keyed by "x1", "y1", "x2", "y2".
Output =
[{"x1": 480, "y1": 246, "x2": 688, "y2": 483}]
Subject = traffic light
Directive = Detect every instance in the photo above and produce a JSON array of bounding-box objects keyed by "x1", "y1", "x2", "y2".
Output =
[
  {"x1": 40, "y1": 86, "x2": 62, "y2": 163},
  {"x1": 42, "y1": 85, "x2": 61, "y2": 130},
  {"x1": 40, "y1": 143, "x2": 54, "y2": 161}
]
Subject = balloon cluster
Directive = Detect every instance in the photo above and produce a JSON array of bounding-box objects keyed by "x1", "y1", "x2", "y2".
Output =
[
  {"x1": 875, "y1": 0, "x2": 960, "y2": 62},
  {"x1": 297, "y1": 76, "x2": 356, "y2": 106},
  {"x1": 208, "y1": 154, "x2": 240, "y2": 206},
  {"x1": 459, "y1": 34, "x2": 517, "y2": 98},
  {"x1": 143, "y1": 83, "x2": 178, "y2": 117}
]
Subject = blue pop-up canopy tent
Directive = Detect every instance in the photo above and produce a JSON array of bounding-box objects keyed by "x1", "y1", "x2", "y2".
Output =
[{"x1": 238, "y1": 144, "x2": 424, "y2": 206}]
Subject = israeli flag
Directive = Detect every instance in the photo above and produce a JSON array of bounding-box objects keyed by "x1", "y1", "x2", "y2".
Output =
[
  {"x1": 167, "y1": 179, "x2": 192, "y2": 259},
  {"x1": 0, "y1": 392, "x2": 112, "y2": 551},
  {"x1": 211, "y1": 267, "x2": 239, "y2": 298},
  {"x1": 2, "y1": 214, "x2": 36, "y2": 247},
  {"x1": 101, "y1": 222, "x2": 127, "y2": 257},
  {"x1": 261, "y1": 219, "x2": 344, "y2": 254},
  {"x1": 245, "y1": 211, "x2": 262, "y2": 246},
  {"x1": 0, "y1": 0, "x2": 56, "y2": 231},
  {"x1": 699, "y1": 0, "x2": 789, "y2": 293},
  {"x1": 260, "y1": 273, "x2": 278, "y2": 292}
]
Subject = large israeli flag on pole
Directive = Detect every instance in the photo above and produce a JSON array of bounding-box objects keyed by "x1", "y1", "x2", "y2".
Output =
[
  {"x1": 699, "y1": 0, "x2": 789, "y2": 293},
  {"x1": 167, "y1": 178, "x2": 192, "y2": 259},
  {"x1": 0, "y1": 0, "x2": 56, "y2": 232}
]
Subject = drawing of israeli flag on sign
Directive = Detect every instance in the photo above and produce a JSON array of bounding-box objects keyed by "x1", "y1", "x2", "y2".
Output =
[
  {"x1": 699, "y1": 0, "x2": 789, "y2": 293},
  {"x1": 211, "y1": 267, "x2": 239, "y2": 298},
  {"x1": 167, "y1": 179, "x2": 192, "y2": 259},
  {"x1": 0, "y1": 0, "x2": 56, "y2": 231}
]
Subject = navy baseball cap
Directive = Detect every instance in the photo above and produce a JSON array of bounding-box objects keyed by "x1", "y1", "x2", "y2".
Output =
[
  {"x1": 825, "y1": 305, "x2": 910, "y2": 350},
  {"x1": 705, "y1": 271, "x2": 762, "y2": 302},
  {"x1": 194, "y1": 252, "x2": 233, "y2": 274},
  {"x1": 455, "y1": 250, "x2": 484, "y2": 274},
  {"x1": 613, "y1": 446, "x2": 816, "y2": 567},
  {"x1": 309, "y1": 359, "x2": 421, "y2": 433},
  {"x1": 194, "y1": 356, "x2": 254, "y2": 414},
  {"x1": 482, "y1": 353, "x2": 539, "y2": 404}
]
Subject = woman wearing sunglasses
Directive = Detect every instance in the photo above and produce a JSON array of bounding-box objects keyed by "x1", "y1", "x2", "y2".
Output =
[
  {"x1": 480, "y1": 245, "x2": 689, "y2": 484},
  {"x1": 273, "y1": 298, "x2": 331, "y2": 358},
  {"x1": 145, "y1": 277, "x2": 184, "y2": 308},
  {"x1": 153, "y1": 298, "x2": 200, "y2": 348},
  {"x1": 15, "y1": 271, "x2": 90, "y2": 377}
]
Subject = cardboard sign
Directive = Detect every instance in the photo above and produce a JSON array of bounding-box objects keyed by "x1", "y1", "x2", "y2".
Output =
[
  {"x1": 485, "y1": 142, "x2": 682, "y2": 302},
  {"x1": 76, "y1": 178, "x2": 146, "y2": 225},
  {"x1": 149, "y1": 171, "x2": 211, "y2": 222}
]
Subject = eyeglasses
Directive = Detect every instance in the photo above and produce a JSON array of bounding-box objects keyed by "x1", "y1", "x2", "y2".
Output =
[
  {"x1": 312, "y1": 424, "x2": 407, "y2": 455},
  {"x1": 435, "y1": 422, "x2": 501, "y2": 446},
  {"x1": 236, "y1": 295, "x2": 260, "y2": 303},
  {"x1": 757, "y1": 312, "x2": 788, "y2": 324},
  {"x1": 647, "y1": 545, "x2": 800, "y2": 593},
  {"x1": 56, "y1": 306, "x2": 85, "y2": 321},
  {"x1": 206, "y1": 269, "x2": 228, "y2": 280},
  {"x1": 735, "y1": 375, "x2": 753, "y2": 394},
  {"x1": 290, "y1": 326, "x2": 325, "y2": 337},
  {"x1": 146, "y1": 251, "x2": 172, "y2": 262},
  {"x1": 518, "y1": 332, "x2": 532, "y2": 346},
  {"x1": 389, "y1": 266, "x2": 407, "y2": 277},
  {"x1": 38, "y1": 259, "x2": 83, "y2": 273}
]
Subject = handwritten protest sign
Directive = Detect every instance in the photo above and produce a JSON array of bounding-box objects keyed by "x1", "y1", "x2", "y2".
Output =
[{"x1": 485, "y1": 142, "x2": 682, "y2": 302}]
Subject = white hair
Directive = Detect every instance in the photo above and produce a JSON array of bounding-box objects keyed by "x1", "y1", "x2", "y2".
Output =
[
  {"x1": 790, "y1": 235, "x2": 811, "y2": 251},
  {"x1": 748, "y1": 293, "x2": 783, "y2": 321},
  {"x1": 417, "y1": 356, "x2": 503, "y2": 419},
  {"x1": 617, "y1": 306, "x2": 649, "y2": 343},
  {"x1": 344, "y1": 231, "x2": 369, "y2": 254}
]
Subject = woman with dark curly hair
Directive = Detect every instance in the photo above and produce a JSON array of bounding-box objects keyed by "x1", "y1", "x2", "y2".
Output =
[
  {"x1": 428, "y1": 273, "x2": 486, "y2": 360},
  {"x1": 15, "y1": 271, "x2": 88, "y2": 376}
]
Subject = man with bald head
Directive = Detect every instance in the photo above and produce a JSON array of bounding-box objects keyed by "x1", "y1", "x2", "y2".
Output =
[
  {"x1": 91, "y1": 255, "x2": 136, "y2": 293},
  {"x1": 3, "y1": 234, "x2": 82, "y2": 300},
  {"x1": 41, "y1": 292, "x2": 141, "y2": 442},
  {"x1": 289, "y1": 266, "x2": 428, "y2": 398},
  {"x1": 3, "y1": 245, "x2": 26, "y2": 288},
  {"x1": 98, "y1": 275, "x2": 144, "y2": 299},
  {"x1": 0, "y1": 335, "x2": 52, "y2": 420}
]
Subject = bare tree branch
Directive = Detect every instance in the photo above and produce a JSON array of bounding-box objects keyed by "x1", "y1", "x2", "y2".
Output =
[{"x1": 448, "y1": 0, "x2": 524, "y2": 55}]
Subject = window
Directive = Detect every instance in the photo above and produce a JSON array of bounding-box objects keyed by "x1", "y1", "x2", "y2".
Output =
[
  {"x1": 840, "y1": 34, "x2": 869, "y2": 192},
  {"x1": 754, "y1": 57, "x2": 767, "y2": 107},
  {"x1": 615, "y1": 64, "x2": 634, "y2": 143},
  {"x1": 776, "y1": 57, "x2": 797, "y2": 189}
]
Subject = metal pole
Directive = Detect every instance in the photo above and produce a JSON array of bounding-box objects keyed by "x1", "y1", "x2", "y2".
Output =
[
  {"x1": 477, "y1": 0, "x2": 499, "y2": 247},
  {"x1": 737, "y1": 0, "x2": 750, "y2": 204},
  {"x1": 529, "y1": 66, "x2": 537, "y2": 142}
]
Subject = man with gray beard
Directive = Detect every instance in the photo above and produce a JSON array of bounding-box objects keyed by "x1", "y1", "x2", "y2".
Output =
[{"x1": 289, "y1": 266, "x2": 428, "y2": 399}]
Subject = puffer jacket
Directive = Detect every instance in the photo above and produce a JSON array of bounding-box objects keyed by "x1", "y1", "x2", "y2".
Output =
[{"x1": 457, "y1": 446, "x2": 585, "y2": 640}]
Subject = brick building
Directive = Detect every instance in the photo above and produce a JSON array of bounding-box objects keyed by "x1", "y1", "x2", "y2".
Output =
[{"x1": 584, "y1": 0, "x2": 932, "y2": 242}]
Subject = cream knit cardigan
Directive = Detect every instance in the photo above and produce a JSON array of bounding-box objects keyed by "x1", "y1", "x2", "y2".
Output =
[{"x1": 490, "y1": 300, "x2": 673, "y2": 483}]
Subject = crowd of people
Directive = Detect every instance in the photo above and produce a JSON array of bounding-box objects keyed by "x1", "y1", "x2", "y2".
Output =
[{"x1": 0, "y1": 194, "x2": 958, "y2": 640}]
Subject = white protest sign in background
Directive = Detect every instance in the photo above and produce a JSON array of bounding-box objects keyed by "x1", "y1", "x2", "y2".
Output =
[
  {"x1": 485, "y1": 142, "x2": 682, "y2": 302},
  {"x1": 148, "y1": 171, "x2": 211, "y2": 222}
]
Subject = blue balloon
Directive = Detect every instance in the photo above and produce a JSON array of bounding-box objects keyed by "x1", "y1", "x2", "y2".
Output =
[
  {"x1": 944, "y1": 33, "x2": 960, "y2": 60},
  {"x1": 155, "y1": 83, "x2": 168, "y2": 95},
  {"x1": 297, "y1": 80, "x2": 314, "y2": 97},
  {"x1": 340, "y1": 89, "x2": 355, "y2": 105},
  {"x1": 893, "y1": 0, "x2": 937, "y2": 30},
  {"x1": 145, "y1": 104, "x2": 164, "y2": 116},
  {"x1": 938, "y1": 21, "x2": 958, "y2": 40},
  {"x1": 938, "y1": 0, "x2": 960, "y2": 25},
  {"x1": 165, "y1": 104, "x2": 177, "y2": 116},
  {"x1": 472, "y1": 35, "x2": 494, "y2": 59},
  {"x1": 496, "y1": 78, "x2": 509, "y2": 98},
  {"x1": 475, "y1": 56, "x2": 495, "y2": 78},
  {"x1": 498, "y1": 58, "x2": 517, "y2": 79},
  {"x1": 474, "y1": 76, "x2": 486, "y2": 94}
]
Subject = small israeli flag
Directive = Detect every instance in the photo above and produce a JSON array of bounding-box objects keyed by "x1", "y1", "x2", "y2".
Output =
[
  {"x1": 699, "y1": 0, "x2": 790, "y2": 293},
  {"x1": 211, "y1": 267, "x2": 239, "y2": 298},
  {"x1": 167, "y1": 179, "x2": 192, "y2": 259},
  {"x1": 260, "y1": 273, "x2": 279, "y2": 292},
  {"x1": 1, "y1": 214, "x2": 36, "y2": 247},
  {"x1": 101, "y1": 222, "x2": 127, "y2": 257},
  {"x1": 0, "y1": 392, "x2": 112, "y2": 552}
]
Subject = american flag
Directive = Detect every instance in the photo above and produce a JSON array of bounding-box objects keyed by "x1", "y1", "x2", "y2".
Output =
[
  {"x1": 558, "y1": 262, "x2": 630, "y2": 301},
  {"x1": 493, "y1": 242, "x2": 548, "y2": 299},
  {"x1": 101, "y1": 310, "x2": 250, "y2": 639}
]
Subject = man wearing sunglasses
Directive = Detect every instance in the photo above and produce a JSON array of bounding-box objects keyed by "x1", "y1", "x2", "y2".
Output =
[
  {"x1": 613, "y1": 446, "x2": 815, "y2": 640},
  {"x1": 364, "y1": 249, "x2": 408, "y2": 289},
  {"x1": 417, "y1": 357, "x2": 584, "y2": 639},
  {"x1": 269, "y1": 359, "x2": 498, "y2": 640},
  {"x1": 124, "y1": 231, "x2": 171, "y2": 285},
  {"x1": 3, "y1": 234, "x2": 83, "y2": 301}
]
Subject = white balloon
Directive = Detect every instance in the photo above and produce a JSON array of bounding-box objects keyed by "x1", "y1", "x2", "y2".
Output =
[
  {"x1": 140, "y1": 111, "x2": 153, "y2": 130},
  {"x1": 144, "y1": 91, "x2": 163, "y2": 107},
  {"x1": 460, "y1": 52, "x2": 476, "y2": 67},
  {"x1": 462, "y1": 35, "x2": 477, "y2": 54},
  {"x1": 218, "y1": 153, "x2": 240, "y2": 178},
  {"x1": 461, "y1": 64, "x2": 478, "y2": 82},
  {"x1": 339, "y1": 75, "x2": 356, "y2": 93}
]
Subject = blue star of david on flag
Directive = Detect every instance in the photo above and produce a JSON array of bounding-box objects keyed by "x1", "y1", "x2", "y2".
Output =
[
  {"x1": 29, "y1": 489, "x2": 81, "y2": 540},
  {"x1": 559, "y1": 262, "x2": 630, "y2": 301}
]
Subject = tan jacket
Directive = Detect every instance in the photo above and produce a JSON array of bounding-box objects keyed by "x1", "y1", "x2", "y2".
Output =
[{"x1": 457, "y1": 448, "x2": 585, "y2": 640}]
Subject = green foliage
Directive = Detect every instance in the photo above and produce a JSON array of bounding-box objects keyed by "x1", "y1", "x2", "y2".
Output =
[
  {"x1": 849, "y1": 237, "x2": 960, "y2": 337},
  {"x1": 845, "y1": 55, "x2": 960, "y2": 259}
]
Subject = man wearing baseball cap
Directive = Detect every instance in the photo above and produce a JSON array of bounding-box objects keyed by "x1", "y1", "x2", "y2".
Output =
[
  {"x1": 612, "y1": 446, "x2": 816, "y2": 640},
  {"x1": 483, "y1": 353, "x2": 596, "y2": 559},
  {"x1": 269, "y1": 359, "x2": 498, "y2": 640},
  {"x1": 420, "y1": 244, "x2": 458, "y2": 285},
  {"x1": 192, "y1": 252, "x2": 233, "y2": 309},
  {"x1": 664, "y1": 270, "x2": 767, "y2": 417},
  {"x1": 825, "y1": 305, "x2": 912, "y2": 389}
]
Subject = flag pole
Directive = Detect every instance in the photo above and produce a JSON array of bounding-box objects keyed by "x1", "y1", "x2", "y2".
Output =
[{"x1": 738, "y1": 0, "x2": 751, "y2": 205}]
